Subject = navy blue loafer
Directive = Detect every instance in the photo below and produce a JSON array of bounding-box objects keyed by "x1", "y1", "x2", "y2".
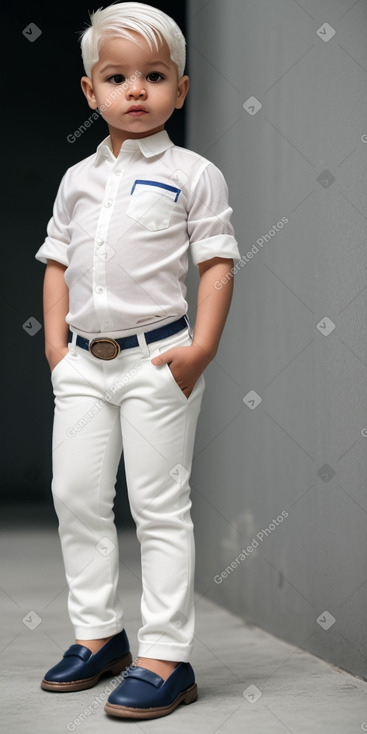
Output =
[
  {"x1": 41, "y1": 629, "x2": 132, "y2": 692},
  {"x1": 104, "y1": 661, "x2": 198, "y2": 719}
]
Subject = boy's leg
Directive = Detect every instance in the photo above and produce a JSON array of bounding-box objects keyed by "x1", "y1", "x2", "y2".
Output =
[
  {"x1": 119, "y1": 328, "x2": 205, "y2": 665},
  {"x1": 49, "y1": 345, "x2": 125, "y2": 640}
]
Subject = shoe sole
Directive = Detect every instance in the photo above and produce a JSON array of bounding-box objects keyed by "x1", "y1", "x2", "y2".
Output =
[
  {"x1": 40, "y1": 651, "x2": 133, "y2": 692},
  {"x1": 104, "y1": 682, "x2": 198, "y2": 719}
]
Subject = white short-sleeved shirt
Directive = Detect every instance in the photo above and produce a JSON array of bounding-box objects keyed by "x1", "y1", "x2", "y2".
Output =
[{"x1": 35, "y1": 129, "x2": 241, "y2": 339}]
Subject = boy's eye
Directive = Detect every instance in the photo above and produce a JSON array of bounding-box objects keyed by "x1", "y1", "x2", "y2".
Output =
[
  {"x1": 107, "y1": 74, "x2": 125, "y2": 84},
  {"x1": 146, "y1": 72, "x2": 164, "y2": 82}
]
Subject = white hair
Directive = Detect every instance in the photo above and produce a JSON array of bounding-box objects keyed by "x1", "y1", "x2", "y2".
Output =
[{"x1": 79, "y1": 1, "x2": 186, "y2": 78}]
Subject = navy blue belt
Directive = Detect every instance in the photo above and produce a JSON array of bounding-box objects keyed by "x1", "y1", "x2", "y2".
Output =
[{"x1": 68, "y1": 315, "x2": 189, "y2": 360}]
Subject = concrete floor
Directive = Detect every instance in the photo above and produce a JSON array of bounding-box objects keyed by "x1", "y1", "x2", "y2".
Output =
[{"x1": 1, "y1": 520, "x2": 366, "y2": 734}]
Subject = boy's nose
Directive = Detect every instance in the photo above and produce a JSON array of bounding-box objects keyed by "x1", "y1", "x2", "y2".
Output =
[{"x1": 127, "y1": 81, "x2": 147, "y2": 98}]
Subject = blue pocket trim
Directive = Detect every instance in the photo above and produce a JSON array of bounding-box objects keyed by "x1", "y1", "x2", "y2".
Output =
[{"x1": 130, "y1": 179, "x2": 181, "y2": 202}]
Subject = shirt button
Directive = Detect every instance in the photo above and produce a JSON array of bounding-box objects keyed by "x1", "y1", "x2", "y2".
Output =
[
  {"x1": 95, "y1": 286, "x2": 104, "y2": 294},
  {"x1": 115, "y1": 170, "x2": 121, "y2": 176},
  {"x1": 96, "y1": 238, "x2": 104, "y2": 246},
  {"x1": 104, "y1": 200, "x2": 113, "y2": 207}
]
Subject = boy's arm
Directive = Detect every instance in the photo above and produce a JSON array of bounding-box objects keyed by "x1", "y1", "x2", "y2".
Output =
[
  {"x1": 43, "y1": 259, "x2": 70, "y2": 372},
  {"x1": 192, "y1": 256, "x2": 234, "y2": 361},
  {"x1": 151, "y1": 256, "x2": 234, "y2": 399},
  {"x1": 151, "y1": 161, "x2": 239, "y2": 397}
]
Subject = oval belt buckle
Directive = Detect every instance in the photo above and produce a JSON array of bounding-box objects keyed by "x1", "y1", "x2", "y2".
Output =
[{"x1": 89, "y1": 338, "x2": 121, "y2": 360}]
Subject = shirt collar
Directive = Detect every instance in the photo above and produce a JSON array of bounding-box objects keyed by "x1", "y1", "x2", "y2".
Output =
[{"x1": 95, "y1": 129, "x2": 174, "y2": 165}]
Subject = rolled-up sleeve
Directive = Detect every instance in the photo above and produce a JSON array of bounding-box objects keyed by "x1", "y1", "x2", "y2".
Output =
[
  {"x1": 187, "y1": 161, "x2": 241, "y2": 266},
  {"x1": 35, "y1": 173, "x2": 70, "y2": 266}
]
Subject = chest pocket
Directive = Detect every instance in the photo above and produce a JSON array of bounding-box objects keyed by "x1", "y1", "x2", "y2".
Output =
[{"x1": 127, "y1": 179, "x2": 181, "y2": 231}]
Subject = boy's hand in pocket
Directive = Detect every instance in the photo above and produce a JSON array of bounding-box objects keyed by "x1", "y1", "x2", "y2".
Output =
[
  {"x1": 151, "y1": 344, "x2": 210, "y2": 399},
  {"x1": 48, "y1": 346, "x2": 69, "y2": 374}
]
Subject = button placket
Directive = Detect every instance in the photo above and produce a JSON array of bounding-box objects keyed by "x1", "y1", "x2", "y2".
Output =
[{"x1": 93, "y1": 164, "x2": 124, "y2": 329}]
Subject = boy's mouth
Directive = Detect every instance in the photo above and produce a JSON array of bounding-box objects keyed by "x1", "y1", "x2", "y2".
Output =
[{"x1": 126, "y1": 106, "x2": 148, "y2": 116}]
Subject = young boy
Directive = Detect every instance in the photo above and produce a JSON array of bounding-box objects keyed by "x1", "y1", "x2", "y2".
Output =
[{"x1": 35, "y1": 1, "x2": 240, "y2": 720}]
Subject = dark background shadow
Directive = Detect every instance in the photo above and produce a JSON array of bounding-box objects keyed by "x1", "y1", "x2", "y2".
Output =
[{"x1": 2, "y1": 0, "x2": 187, "y2": 526}]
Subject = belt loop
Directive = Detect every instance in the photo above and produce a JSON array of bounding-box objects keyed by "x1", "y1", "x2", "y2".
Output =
[
  {"x1": 69, "y1": 329, "x2": 77, "y2": 353},
  {"x1": 137, "y1": 331, "x2": 150, "y2": 357},
  {"x1": 184, "y1": 313, "x2": 193, "y2": 338}
]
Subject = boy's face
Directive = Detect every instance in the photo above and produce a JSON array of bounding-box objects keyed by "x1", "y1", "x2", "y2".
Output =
[{"x1": 81, "y1": 32, "x2": 189, "y2": 150}]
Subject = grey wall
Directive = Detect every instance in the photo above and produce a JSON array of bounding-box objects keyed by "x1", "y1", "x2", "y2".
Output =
[{"x1": 187, "y1": 0, "x2": 367, "y2": 680}]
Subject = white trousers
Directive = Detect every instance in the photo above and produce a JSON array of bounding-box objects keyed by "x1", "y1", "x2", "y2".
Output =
[{"x1": 49, "y1": 324, "x2": 205, "y2": 662}]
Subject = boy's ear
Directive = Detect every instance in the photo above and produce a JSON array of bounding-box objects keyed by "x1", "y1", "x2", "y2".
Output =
[
  {"x1": 175, "y1": 75, "x2": 189, "y2": 109},
  {"x1": 80, "y1": 76, "x2": 98, "y2": 110}
]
